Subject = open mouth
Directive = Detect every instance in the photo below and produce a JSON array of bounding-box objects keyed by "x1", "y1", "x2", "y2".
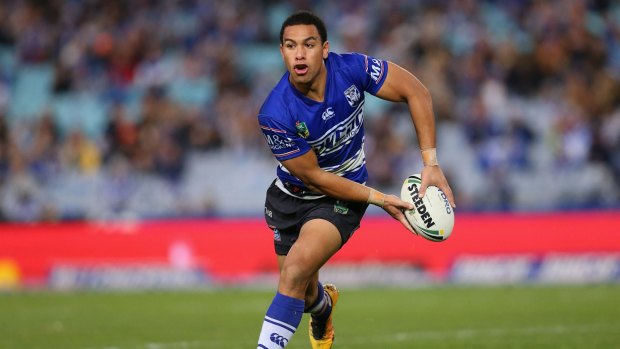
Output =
[{"x1": 293, "y1": 64, "x2": 309, "y2": 75}]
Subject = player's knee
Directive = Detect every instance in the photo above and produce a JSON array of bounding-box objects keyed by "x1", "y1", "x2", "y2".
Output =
[{"x1": 279, "y1": 263, "x2": 312, "y2": 291}]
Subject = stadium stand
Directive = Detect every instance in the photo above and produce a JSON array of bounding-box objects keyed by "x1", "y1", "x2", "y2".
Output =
[{"x1": 0, "y1": 0, "x2": 618, "y2": 221}]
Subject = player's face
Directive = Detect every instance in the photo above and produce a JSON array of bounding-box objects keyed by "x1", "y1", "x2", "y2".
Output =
[{"x1": 280, "y1": 24, "x2": 329, "y2": 86}]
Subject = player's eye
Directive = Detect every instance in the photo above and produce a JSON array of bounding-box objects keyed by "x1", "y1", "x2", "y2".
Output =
[
  {"x1": 305, "y1": 43, "x2": 315, "y2": 48},
  {"x1": 285, "y1": 43, "x2": 295, "y2": 49}
]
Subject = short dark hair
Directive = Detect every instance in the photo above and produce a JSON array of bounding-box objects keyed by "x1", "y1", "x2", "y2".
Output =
[{"x1": 279, "y1": 10, "x2": 327, "y2": 44}]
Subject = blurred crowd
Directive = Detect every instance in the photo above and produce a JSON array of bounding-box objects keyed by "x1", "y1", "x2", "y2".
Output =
[{"x1": 0, "y1": 0, "x2": 619, "y2": 222}]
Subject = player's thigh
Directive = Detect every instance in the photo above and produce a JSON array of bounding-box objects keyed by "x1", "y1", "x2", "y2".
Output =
[{"x1": 282, "y1": 218, "x2": 341, "y2": 277}]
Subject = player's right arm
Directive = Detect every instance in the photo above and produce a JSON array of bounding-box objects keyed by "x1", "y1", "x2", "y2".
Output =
[
  {"x1": 280, "y1": 149, "x2": 416, "y2": 234},
  {"x1": 374, "y1": 61, "x2": 456, "y2": 208}
]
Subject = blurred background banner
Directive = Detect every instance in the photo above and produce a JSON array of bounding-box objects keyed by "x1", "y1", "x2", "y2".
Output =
[
  {"x1": 0, "y1": 0, "x2": 619, "y2": 289},
  {"x1": 1, "y1": 212, "x2": 619, "y2": 289}
]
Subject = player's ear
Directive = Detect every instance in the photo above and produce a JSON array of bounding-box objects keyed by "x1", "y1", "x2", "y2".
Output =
[{"x1": 322, "y1": 41, "x2": 329, "y2": 59}]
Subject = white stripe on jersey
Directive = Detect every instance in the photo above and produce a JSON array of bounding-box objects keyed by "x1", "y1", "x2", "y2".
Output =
[
  {"x1": 322, "y1": 145, "x2": 366, "y2": 176},
  {"x1": 310, "y1": 100, "x2": 364, "y2": 144},
  {"x1": 307, "y1": 101, "x2": 365, "y2": 157}
]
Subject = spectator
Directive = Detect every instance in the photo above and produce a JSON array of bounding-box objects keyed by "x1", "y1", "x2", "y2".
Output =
[{"x1": 0, "y1": 0, "x2": 617, "y2": 220}]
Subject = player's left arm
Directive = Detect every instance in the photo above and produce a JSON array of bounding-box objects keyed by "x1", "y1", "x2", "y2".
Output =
[
  {"x1": 375, "y1": 61, "x2": 456, "y2": 207},
  {"x1": 280, "y1": 150, "x2": 417, "y2": 234}
]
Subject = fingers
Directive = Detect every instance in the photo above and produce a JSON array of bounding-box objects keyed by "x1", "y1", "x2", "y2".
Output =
[
  {"x1": 382, "y1": 196, "x2": 417, "y2": 234},
  {"x1": 442, "y1": 185, "x2": 456, "y2": 208},
  {"x1": 395, "y1": 207, "x2": 417, "y2": 235},
  {"x1": 397, "y1": 213, "x2": 416, "y2": 234},
  {"x1": 418, "y1": 167, "x2": 433, "y2": 199},
  {"x1": 433, "y1": 178, "x2": 456, "y2": 208},
  {"x1": 384, "y1": 194, "x2": 413, "y2": 210},
  {"x1": 418, "y1": 182, "x2": 429, "y2": 199},
  {"x1": 419, "y1": 166, "x2": 456, "y2": 208}
]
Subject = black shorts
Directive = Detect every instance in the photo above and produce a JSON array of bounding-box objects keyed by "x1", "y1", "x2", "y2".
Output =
[{"x1": 264, "y1": 180, "x2": 369, "y2": 256}]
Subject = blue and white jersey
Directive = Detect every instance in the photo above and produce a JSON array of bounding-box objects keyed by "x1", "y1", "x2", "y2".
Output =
[{"x1": 258, "y1": 52, "x2": 388, "y2": 198}]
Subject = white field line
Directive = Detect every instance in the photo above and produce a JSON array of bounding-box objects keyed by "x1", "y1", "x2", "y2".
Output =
[{"x1": 82, "y1": 323, "x2": 619, "y2": 349}]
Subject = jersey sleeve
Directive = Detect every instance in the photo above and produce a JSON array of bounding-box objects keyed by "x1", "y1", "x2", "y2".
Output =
[
  {"x1": 258, "y1": 114, "x2": 311, "y2": 161},
  {"x1": 349, "y1": 53, "x2": 389, "y2": 95}
]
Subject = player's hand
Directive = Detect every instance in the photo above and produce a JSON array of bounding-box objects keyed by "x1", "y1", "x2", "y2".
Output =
[
  {"x1": 419, "y1": 165, "x2": 456, "y2": 208},
  {"x1": 382, "y1": 194, "x2": 416, "y2": 234}
]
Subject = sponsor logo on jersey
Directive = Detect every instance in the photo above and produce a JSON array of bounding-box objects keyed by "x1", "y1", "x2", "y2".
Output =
[
  {"x1": 344, "y1": 85, "x2": 361, "y2": 107},
  {"x1": 295, "y1": 121, "x2": 309, "y2": 138},
  {"x1": 261, "y1": 125, "x2": 300, "y2": 158},
  {"x1": 308, "y1": 103, "x2": 364, "y2": 156},
  {"x1": 365, "y1": 56, "x2": 385, "y2": 84},
  {"x1": 270, "y1": 333, "x2": 288, "y2": 348},
  {"x1": 322, "y1": 107, "x2": 335, "y2": 121}
]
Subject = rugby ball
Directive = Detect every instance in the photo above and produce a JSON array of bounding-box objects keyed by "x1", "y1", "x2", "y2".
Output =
[{"x1": 400, "y1": 174, "x2": 454, "y2": 242}]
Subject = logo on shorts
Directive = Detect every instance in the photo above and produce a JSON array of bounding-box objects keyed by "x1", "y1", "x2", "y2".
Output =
[
  {"x1": 273, "y1": 229, "x2": 281, "y2": 242},
  {"x1": 265, "y1": 207, "x2": 273, "y2": 218},
  {"x1": 334, "y1": 201, "x2": 349, "y2": 215},
  {"x1": 296, "y1": 121, "x2": 309, "y2": 138}
]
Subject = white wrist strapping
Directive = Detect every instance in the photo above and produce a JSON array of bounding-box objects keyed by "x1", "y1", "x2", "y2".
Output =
[
  {"x1": 421, "y1": 148, "x2": 439, "y2": 166},
  {"x1": 367, "y1": 188, "x2": 386, "y2": 207}
]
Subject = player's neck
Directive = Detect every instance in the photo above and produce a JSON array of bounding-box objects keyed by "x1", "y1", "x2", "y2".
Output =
[{"x1": 291, "y1": 64, "x2": 327, "y2": 102}]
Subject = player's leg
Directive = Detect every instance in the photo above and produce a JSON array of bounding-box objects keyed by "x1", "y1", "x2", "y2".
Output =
[
  {"x1": 277, "y1": 256, "x2": 320, "y2": 307},
  {"x1": 285, "y1": 219, "x2": 341, "y2": 349},
  {"x1": 278, "y1": 255, "x2": 337, "y2": 349},
  {"x1": 307, "y1": 282, "x2": 338, "y2": 349},
  {"x1": 278, "y1": 218, "x2": 340, "y2": 297},
  {"x1": 257, "y1": 219, "x2": 341, "y2": 349}
]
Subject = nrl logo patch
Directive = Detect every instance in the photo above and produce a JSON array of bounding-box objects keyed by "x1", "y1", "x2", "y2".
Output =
[
  {"x1": 334, "y1": 201, "x2": 349, "y2": 215},
  {"x1": 295, "y1": 121, "x2": 309, "y2": 138},
  {"x1": 344, "y1": 85, "x2": 361, "y2": 107}
]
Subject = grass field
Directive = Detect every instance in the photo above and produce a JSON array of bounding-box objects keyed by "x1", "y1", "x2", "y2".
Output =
[{"x1": 1, "y1": 284, "x2": 619, "y2": 349}]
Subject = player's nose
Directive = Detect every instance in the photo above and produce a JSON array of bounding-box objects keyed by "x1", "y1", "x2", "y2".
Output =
[{"x1": 295, "y1": 46, "x2": 305, "y2": 59}]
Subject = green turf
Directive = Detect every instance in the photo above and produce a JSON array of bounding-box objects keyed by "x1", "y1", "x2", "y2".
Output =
[{"x1": 1, "y1": 284, "x2": 619, "y2": 349}]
